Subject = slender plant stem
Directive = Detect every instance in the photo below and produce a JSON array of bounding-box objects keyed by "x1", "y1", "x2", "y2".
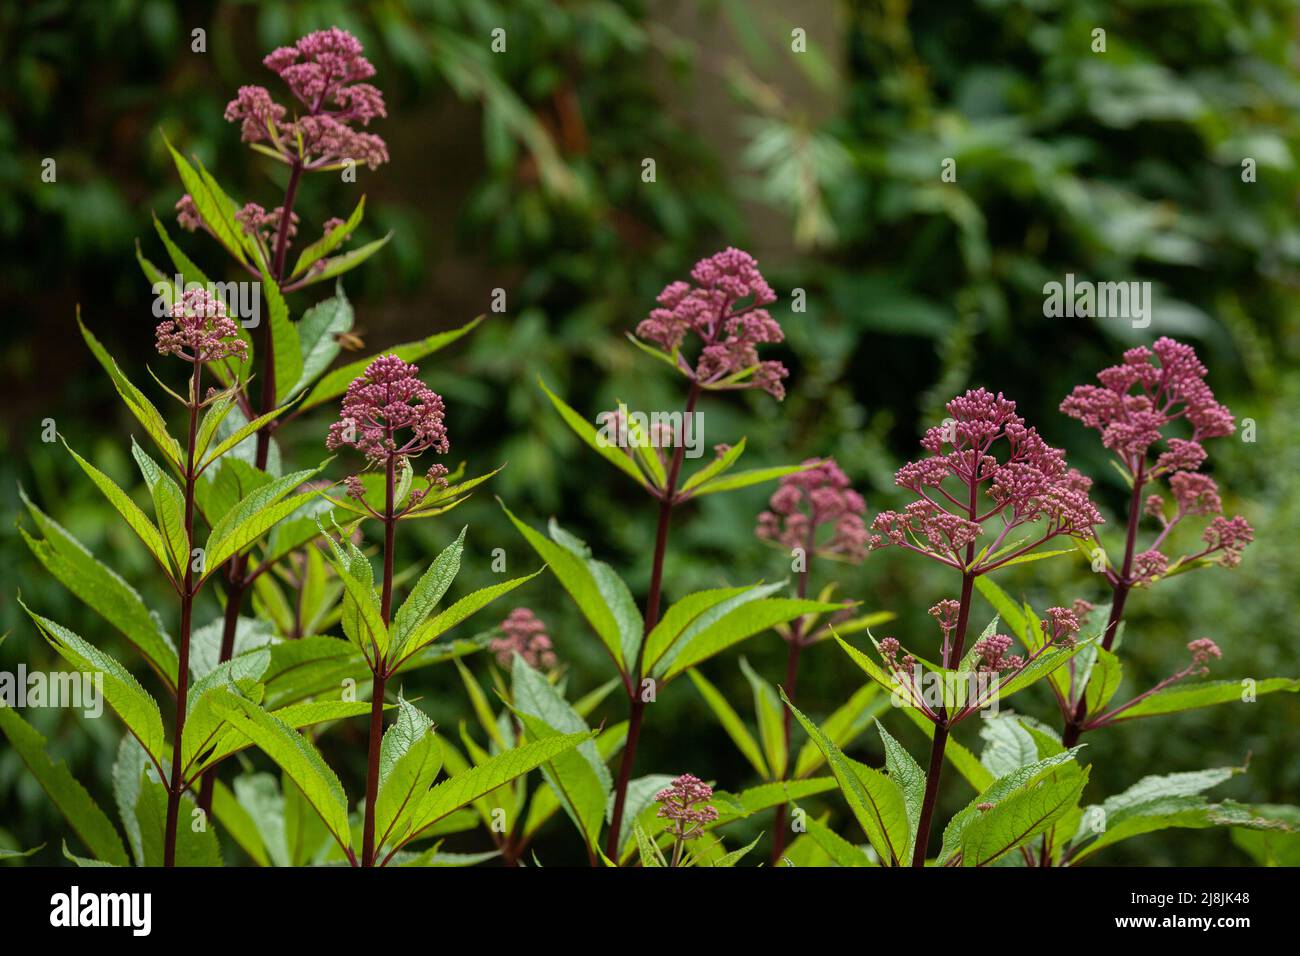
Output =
[
  {"x1": 910, "y1": 569, "x2": 975, "y2": 867},
  {"x1": 362, "y1": 452, "x2": 398, "y2": 867},
  {"x1": 1062, "y1": 458, "x2": 1146, "y2": 748},
  {"x1": 253, "y1": 157, "x2": 304, "y2": 467},
  {"x1": 605, "y1": 382, "x2": 700, "y2": 861},
  {"x1": 199, "y1": 159, "x2": 306, "y2": 812},
  {"x1": 770, "y1": 528, "x2": 815, "y2": 864},
  {"x1": 164, "y1": 361, "x2": 203, "y2": 867}
]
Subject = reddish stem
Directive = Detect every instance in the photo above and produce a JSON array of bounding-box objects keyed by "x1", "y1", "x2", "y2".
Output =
[
  {"x1": 362, "y1": 453, "x2": 397, "y2": 867},
  {"x1": 164, "y1": 361, "x2": 203, "y2": 867},
  {"x1": 605, "y1": 382, "x2": 700, "y2": 862},
  {"x1": 1062, "y1": 458, "x2": 1146, "y2": 747},
  {"x1": 771, "y1": 527, "x2": 815, "y2": 864}
]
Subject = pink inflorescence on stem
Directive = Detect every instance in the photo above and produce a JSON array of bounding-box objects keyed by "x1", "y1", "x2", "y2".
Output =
[
  {"x1": 236, "y1": 202, "x2": 299, "y2": 247},
  {"x1": 1187, "y1": 637, "x2": 1222, "y2": 675},
  {"x1": 155, "y1": 288, "x2": 248, "y2": 365},
  {"x1": 636, "y1": 247, "x2": 788, "y2": 399},
  {"x1": 756, "y1": 458, "x2": 870, "y2": 562},
  {"x1": 1062, "y1": 337, "x2": 1252, "y2": 581},
  {"x1": 869, "y1": 388, "x2": 1102, "y2": 573},
  {"x1": 327, "y1": 353, "x2": 450, "y2": 507},
  {"x1": 223, "y1": 27, "x2": 389, "y2": 170},
  {"x1": 1040, "y1": 606, "x2": 1081, "y2": 649},
  {"x1": 654, "y1": 774, "x2": 719, "y2": 840},
  {"x1": 491, "y1": 608, "x2": 558, "y2": 670},
  {"x1": 971, "y1": 634, "x2": 1025, "y2": 675}
]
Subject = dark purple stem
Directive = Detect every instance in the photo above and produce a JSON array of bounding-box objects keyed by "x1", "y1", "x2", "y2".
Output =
[
  {"x1": 164, "y1": 360, "x2": 203, "y2": 867},
  {"x1": 1062, "y1": 458, "x2": 1146, "y2": 747},
  {"x1": 605, "y1": 381, "x2": 701, "y2": 862},
  {"x1": 362, "y1": 452, "x2": 397, "y2": 867}
]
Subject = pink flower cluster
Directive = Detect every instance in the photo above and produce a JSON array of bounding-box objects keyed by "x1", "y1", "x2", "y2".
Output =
[
  {"x1": 654, "y1": 774, "x2": 719, "y2": 840},
  {"x1": 756, "y1": 458, "x2": 870, "y2": 562},
  {"x1": 1064, "y1": 338, "x2": 1252, "y2": 582},
  {"x1": 326, "y1": 354, "x2": 449, "y2": 465},
  {"x1": 870, "y1": 388, "x2": 1102, "y2": 572},
  {"x1": 1061, "y1": 338, "x2": 1234, "y2": 463},
  {"x1": 223, "y1": 28, "x2": 388, "y2": 170},
  {"x1": 1039, "y1": 606, "x2": 1081, "y2": 649},
  {"x1": 155, "y1": 288, "x2": 248, "y2": 365},
  {"x1": 235, "y1": 202, "x2": 299, "y2": 247},
  {"x1": 636, "y1": 248, "x2": 789, "y2": 400},
  {"x1": 972, "y1": 633, "x2": 1024, "y2": 674},
  {"x1": 491, "y1": 608, "x2": 558, "y2": 670},
  {"x1": 1187, "y1": 637, "x2": 1222, "y2": 675}
]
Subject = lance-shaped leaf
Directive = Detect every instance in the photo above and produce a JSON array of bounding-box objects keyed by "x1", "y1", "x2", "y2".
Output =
[
  {"x1": 151, "y1": 210, "x2": 210, "y2": 284},
  {"x1": 390, "y1": 527, "x2": 466, "y2": 658},
  {"x1": 375, "y1": 696, "x2": 444, "y2": 851},
  {"x1": 290, "y1": 198, "x2": 366, "y2": 280},
  {"x1": 393, "y1": 569, "x2": 542, "y2": 669},
  {"x1": 198, "y1": 400, "x2": 297, "y2": 473},
  {"x1": 203, "y1": 466, "x2": 325, "y2": 578},
  {"x1": 163, "y1": 136, "x2": 250, "y2": 264},
  {"x1": 191, "y1": 699, "x2": 374, "y2": 779},
  {"x1": 512, "y1": 657, "x2": 611, "y2": 854},
  {"x1": 938, "y1": 747, "x2": 1084, "y2": 864},
  {"x1": 206, "y1": 690, "x2": 352, "y2": 853},
  {"x1": 960, "y1": 766, "x2": 1089, "y2": 867},
  {"x1": 793, "y1": 684, "x2": 888, "y2": 778},
  {"x1": 876, "y1": 720, "x2": 926, "y2": 858},
  {"x1": 135, "y1": 779, "x2": 223, "y2": 867},
  {"x1": 78, "y1": 316, "x2": 183, "y2": 469},
  {"x1": 318, "y1": 523, "x2": 388, "y2": 661},
  {"x1": 252, "y1": 265, "x2": 303, "y2": 405},
  {"x1": 1231, "y1": 805, "x2": 1300, "y2": 866},
  {"x1": 1083, "y1": 646, "x2": 1123, "y2": 715},
  {"x1": 1067, "y1": 767, "x2": 1254, "y2": 862},
  {"x1": 801, "y1": 811, "x2": 876, "y2": 867},
  {"x1": 0, "y1": 708, "x2": 130, "y2": 867},
  {"x1": 112, "y1": 735, "x2": 149, "y2": 866},
  {"x1": 401, "y1": 732, "x2": 592, "y2": 852},
  {"x1": 658, "y1": 597, "x2": 844, "y2": 683},
  {"x1": 680, "y1": 437, "x2": 747, "y2": 495},
  {"x1": 293, "y1": 232, "x2": 392, "y2": 288},
  {"x1": 502, "y1": 504, "x2": 638, "y2": 675},
  {"x1": 683, "y1": 463, "x2": 811, "y2": 498},
  {"x1": 538, "y1": 378, "x2": 649, "y2": 490},
  {"x1": 180, "y1": 649, "x2": 273, "y2": 773},
  {"x1": 298, "y1": 315, "x2": 484, "y2": 413},
  {"x1": 1102, "y1": 677, "x2": 1300, "y2": 723},
  {"x1": 130, "y1": 439, "x2": 190, "y2": 573},
  {"x1": 289, "y1": 284, "x2": 355, "y2": 394},
  {"x1": 24, "y1": 604, "x2": 168, "y2": 775},
  {"x1": 643, "y1": 584, "x2": 778, "y2": 673},
  {"x1": 64, "y1": 440, "x2": 175, "y2": 582},
  {"x1": 739, "y1": 656, "x2": 787, "y2": 779},
  {"x1": 19, "y1": 489, "x2": 178, "y2": 690},
  {"x1": 687, "y1": 669, "x2": 768, "y2": 780},
  {"x1": 782, "y1": 691, "x2": 910, "y2": 866}
]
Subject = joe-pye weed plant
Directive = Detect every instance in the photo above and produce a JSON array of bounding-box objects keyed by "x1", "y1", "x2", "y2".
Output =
[{"x1": 6, "y1": 27, "x2": 564, "y2": 868}]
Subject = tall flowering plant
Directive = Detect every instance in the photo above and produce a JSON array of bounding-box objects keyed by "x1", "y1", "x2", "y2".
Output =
[
  {"x1": 841, "y1": 388, "x2": 1104, "y2": 865},
  {"x1": 1055, "y1": 338, "x2": 1254, "y2": 746},
  {"x1": 508, "y1": 247, "x2": 845, "y2": 863},
  {"x1": 9, "y1": 26, "x2": 585, "y2": 871},
  {"x1": 150, "y1": 27, "x2": 483, "y2": 812}
]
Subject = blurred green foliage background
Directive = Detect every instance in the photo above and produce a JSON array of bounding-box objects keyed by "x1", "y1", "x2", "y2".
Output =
[{"x1": 1, "y1": 0, "x2": 1297, "y2": 865}]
